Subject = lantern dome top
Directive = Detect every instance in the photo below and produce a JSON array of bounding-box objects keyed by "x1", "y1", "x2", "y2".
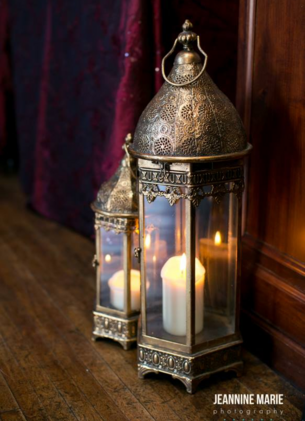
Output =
[
  {"x1": 92, "y1": 134, "x2": 138, "y2": 218},
  {"x1": 130, "y1": 21, "x2": 251, "y2": 161}
]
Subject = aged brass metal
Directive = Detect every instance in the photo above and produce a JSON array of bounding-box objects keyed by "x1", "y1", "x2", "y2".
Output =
[
  {"x1": 130, "y1": 19, "x2": 250, "y2": 160},
  {"x1": 92, "y1": 134, "x2": 139, "y2": 350},
  {"x1": 129, "y1": 21, "x2": 251, "y2": 392},
  {"x1": 161, "y1": 21, "x2": 208, "y2": 87}
]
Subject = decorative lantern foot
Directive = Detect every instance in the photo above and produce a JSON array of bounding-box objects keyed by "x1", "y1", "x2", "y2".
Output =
[
  {"x1": 92, "y1": 312, "x2": 138, "y2": 350},
  {"x1": 225, "y1": 361, "x2": 244, "y2": 378},
  {"x1": 138, "y1": 341, "x2": 243, "y2": 394}
]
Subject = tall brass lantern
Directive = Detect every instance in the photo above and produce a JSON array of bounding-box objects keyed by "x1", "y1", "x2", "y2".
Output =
[
  {"x1": 129, "y1": 21, "x2": 252, "y2": 392},
  {"x1": 92, "y1": 134, "x2": 140, "y2": 350}
]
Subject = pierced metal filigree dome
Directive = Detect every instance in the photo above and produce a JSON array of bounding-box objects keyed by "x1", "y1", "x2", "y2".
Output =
[
  {"x1": 92, "y1": 134, "x2": 138, "y2": 220},
  {"x1": 130, "y1": 20, "x2": 249, "y2": 160}
]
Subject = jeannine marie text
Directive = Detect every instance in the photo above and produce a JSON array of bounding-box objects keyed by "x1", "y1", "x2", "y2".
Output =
[{"x1": 213, "y1": 394, "x2": 284, "y2": 405}]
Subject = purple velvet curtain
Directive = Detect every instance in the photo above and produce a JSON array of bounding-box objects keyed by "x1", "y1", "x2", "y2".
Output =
[{"x1": 0, "y1": 0, "x2": 239, "y2": 236}]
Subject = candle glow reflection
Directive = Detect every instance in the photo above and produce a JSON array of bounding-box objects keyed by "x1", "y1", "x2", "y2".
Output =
[
  {"x1": 214, "y1": 231, "x2": 222, "y2": 246},
  {"x1": 145, "y1": 233, "x2": 151, "y2": 249}
]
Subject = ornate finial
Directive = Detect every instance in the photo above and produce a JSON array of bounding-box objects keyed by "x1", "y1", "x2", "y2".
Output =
[
  {"x1": 122, "y1": 133, "x2": 135, "y2": 168},
  {"x1": 182, "y1": 20, "x2": 193, "y2": 31},
  {"x1": 125, "y1": 133, "x2": 133, "y2": 145},
  {"x1": 178, "y1": 20, "x2": 197, "y2": 50},
  {"x1": 123, "y1": 133, "x2": 133, "y2": 153}
]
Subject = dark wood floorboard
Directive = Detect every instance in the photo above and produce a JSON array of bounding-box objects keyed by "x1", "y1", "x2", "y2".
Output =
[{"x1": 0, "y1": 176, "x2": 304, "y2": 421}]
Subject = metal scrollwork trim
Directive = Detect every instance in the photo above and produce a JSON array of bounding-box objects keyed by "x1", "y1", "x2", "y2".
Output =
[
  {"x1": 139, "y1": 179, "x2": 244, "y2": 207},
  {"x1": 139, "y1": 166, "x2": 243, "y2": 187},
  {"x1": 94, "y1": 214, "x2": 137, "y2": 234},
  {"x1": 93, "y1": 312, "x2": 138, "y2": 350},
  {"x1": 138, "y1": 346, "x2": 193, "y2": 376}
]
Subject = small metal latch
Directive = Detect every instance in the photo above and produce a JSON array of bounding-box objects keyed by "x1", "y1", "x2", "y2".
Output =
[
  {"x1": 158, "y1": 161, "x2": 171, "y2": 175},
  {"x1": 134, "y1": 247, "x2": 142, "y2": 264},
  {"x1": 92, "y1": 254, "x2": 99, "y2": 268}
]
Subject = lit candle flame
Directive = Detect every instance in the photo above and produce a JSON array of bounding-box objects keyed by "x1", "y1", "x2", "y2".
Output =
[
  {"x1": 180, "y1": 253, "x2": 186, "y2": 274},
  {"x1": 214, "y1": 231, "x2": 222, "y2": 245},
  {"x1": 145, "y1": 233, "x2": 151, "y2": 249},
  {"x1": 153, "y1": 255, "x2": 156, "y2": 262},
  {"x1": 105, "y1": 254, "x2": 112, "y2": 263}
]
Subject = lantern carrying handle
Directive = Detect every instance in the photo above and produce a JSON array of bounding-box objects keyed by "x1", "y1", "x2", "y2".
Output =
[{"x1": 161, "y1": 36, "x2": 208, "y2": 87}]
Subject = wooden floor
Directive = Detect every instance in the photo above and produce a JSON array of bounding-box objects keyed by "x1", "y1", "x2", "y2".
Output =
[{"x1": 0, "y1": 175, "x2": 304, "y2": 421}]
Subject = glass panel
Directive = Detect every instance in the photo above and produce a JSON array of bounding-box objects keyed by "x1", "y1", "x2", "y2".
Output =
[
  {"x1": 130, "y1": 228, "x2": 141, "y2": 312},
  {"x1": 99, "y1": 227, "x2": 124, "y2": 309},
  {"x1": 195, "y1": 188, "x2": 238, "y2": 344},
  {"x1": 191, "y1": 252, "x2": 206, "y2": 337},
  {"x1": 144, "y1": 195, "x2": 186, "y2": 344}
]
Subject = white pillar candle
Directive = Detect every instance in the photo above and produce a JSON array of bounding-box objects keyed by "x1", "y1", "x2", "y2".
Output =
[
  {"x1": 161, "y1": 254, "x2": 205, "y2": 336},
  {"x1": 108, "y1": 269, "x2": 141, "y2": 311}
]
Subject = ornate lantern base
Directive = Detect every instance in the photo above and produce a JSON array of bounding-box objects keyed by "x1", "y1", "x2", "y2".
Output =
[
  {"x1": 92, "y1": 311, "x2": 138, "y2": 350},
  {"x1": 138, "y1": 335, "x2": 243, "y2": 393}
]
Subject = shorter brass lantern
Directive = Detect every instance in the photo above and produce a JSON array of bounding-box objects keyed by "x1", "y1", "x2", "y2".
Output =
[
  {"x1": 129, "y1": 21, "x2": 252, "y2": 392},
  {"x1": 92, "y1": 134, "x2": 139, "y2": 350}
]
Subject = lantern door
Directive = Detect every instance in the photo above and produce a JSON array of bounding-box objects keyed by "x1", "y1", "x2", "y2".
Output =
[{"x1": 96, "y1": 225, "x2": 140, "y2": 316}]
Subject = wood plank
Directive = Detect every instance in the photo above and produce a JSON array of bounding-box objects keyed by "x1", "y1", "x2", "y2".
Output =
[
  {"x1": 242, "y1": 351, "x2": 305, "y2": 413},
  {"x1": 0, "y1": 305, "x2": 97, "y2": 421},
  {"x1": 241, "y1": 309, "x2": 305, "y2": 392},
  {"x1": 0, "y1": 375, "x2": 22, "y2": 415},
  {"x1": 0, "y1": 244, "x2": 130, "y2": 421},
  {"x1": 241, "y1": 253, "x2": 305, "y2": 348},
  {"x1": 0, "y1": 410, "x2": 26, "y2": 421},
  {"x1": 242, "y1": 234, "x2": 305, "y2": 294},
  {"x1": 0, "y1": 333, "x2": 50, "y2": 421},
  {"x1": 236, "y1": 0, "x2": 256, "y2": 135}
]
